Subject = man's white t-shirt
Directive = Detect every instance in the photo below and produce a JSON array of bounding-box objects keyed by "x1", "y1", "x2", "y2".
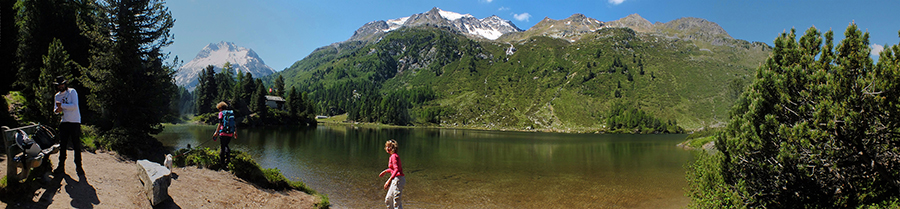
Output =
[{"x1": 54, "y1": 88, "x2": 81, "y2": 123}]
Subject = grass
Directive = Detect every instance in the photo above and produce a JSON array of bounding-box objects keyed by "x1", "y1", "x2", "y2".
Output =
[
  {"x1": 686, "y1": 136, "x2": 716, "y2": 150},
  {"x1": 0, "y1": 176, "x2": 6, "y2": 193},
  {"x1": 680, "y1": 127, "x2": 722, "y2": 150},
  {"x1": 316, "y1": 113, "x2": 348, "y2": 123},
  {"x1": 80, "y1": 125, "x2": 100, "y2": 151},
  {"x1": 173, "y1": 147, "x2": 330, "y2": 208}
]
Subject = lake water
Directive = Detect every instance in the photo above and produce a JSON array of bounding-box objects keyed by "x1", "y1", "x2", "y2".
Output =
[{"x1": 154, "y1": 124, "x2": 693, "y2": 208}]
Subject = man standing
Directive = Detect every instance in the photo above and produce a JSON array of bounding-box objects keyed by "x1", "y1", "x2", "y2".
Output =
[{"x1": 53, "y1": 76, "x2": 83, "y2": 176}]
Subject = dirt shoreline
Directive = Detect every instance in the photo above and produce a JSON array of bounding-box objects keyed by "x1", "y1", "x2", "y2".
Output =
[{"x1": 0, "y1": 150, "x2": 318, "y2": 208}]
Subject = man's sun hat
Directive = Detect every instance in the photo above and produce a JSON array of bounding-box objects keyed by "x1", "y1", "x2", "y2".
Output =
[{"x1": 52, "y1": 76, "x2": 68, "y2": 85}]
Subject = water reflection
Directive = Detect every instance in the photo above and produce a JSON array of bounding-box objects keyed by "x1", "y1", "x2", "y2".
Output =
[{"x1": 155, "y1": 124, "x2": 693, "y2": 208}]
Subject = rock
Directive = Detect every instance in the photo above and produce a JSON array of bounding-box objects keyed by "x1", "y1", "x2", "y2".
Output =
[{"x1": 137, "y1": 160, "x2": 171, "y2": 206}]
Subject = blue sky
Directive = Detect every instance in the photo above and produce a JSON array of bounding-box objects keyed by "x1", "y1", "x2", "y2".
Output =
[{"x1": 166, "y1": 0, "x2": 900, "y2": 71}]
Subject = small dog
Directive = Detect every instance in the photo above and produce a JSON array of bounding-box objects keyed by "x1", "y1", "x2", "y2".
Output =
[{"x1": 164, "y1": 154, "x2": 173, "y2": 170}]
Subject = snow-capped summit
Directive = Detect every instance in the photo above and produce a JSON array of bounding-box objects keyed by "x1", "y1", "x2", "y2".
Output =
[
  {"x1": 350, "y1": 7, "x2": 523, "y2": 41},
  {"x1": 175, "y1": 41, "x2": 276, "y2": 90}
]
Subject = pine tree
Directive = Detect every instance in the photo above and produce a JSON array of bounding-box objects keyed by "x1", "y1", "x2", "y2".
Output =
[
  {"x1": 689, "y1": 24, "x2": 900, "y2": 208},
  {"x1": 14, "y1": 0, "x2": 92, "y2": 123},
  {"x1": 0, "y1": 0, "x2": 17, "y2": 95},
  {"x1": 81, "y1": 0, "x2": 176, "y2": 142},
  {"x1": 195, "y1": 65, "x2": 217, "y2": 114},
  {"x1": 240, "y1": 72, "x2": 255, "y2": 106},
  {"x1": 251, "y1": 79, "x2": 267, "y2": 119},
  {"x1": 287, "y1": 87, "x2": 300, "y2": 117},
  {"x1": 35, "y1": 38, "x2": 77, "y2": 124},
  {"x1": 274, "y1": 75, "x2": 285, "y2": 97},
  {"x1": 215, "y1": 62, "x2": 236, "y2": 104}
]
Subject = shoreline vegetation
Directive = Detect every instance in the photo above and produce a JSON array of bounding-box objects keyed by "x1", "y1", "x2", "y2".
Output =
[{"x1": 676, "y1": 127, "x2": 721, "y2": 151}]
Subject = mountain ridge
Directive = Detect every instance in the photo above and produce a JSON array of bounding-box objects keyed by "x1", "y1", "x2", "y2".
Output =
[
  {"x1": 271, "y1": 10, "x2": 773, "y2": 131},
  {"x1": 350, "y1": 7, "x2": 523, "y2": 42}
]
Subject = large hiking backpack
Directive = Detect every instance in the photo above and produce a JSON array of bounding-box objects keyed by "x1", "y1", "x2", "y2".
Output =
[
  {"x1": 221, "y1": 110, "x2": 236, "y2": 134},
  {"x1": 33, "y1": 125, "x2": 57, "y2": 149}
]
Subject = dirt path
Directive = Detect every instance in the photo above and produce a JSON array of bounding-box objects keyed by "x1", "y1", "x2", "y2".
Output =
[{"x1": 1, "y1": 150, "x2": 318, "y2": 208}]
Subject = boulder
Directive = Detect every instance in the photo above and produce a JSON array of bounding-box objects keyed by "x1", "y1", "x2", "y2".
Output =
[{"x1": 137, "y1": 160, "x2": 171, "y2": 206}]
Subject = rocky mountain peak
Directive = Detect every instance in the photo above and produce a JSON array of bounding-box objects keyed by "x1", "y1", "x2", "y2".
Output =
[
  {"x1": 349, "y1": 8, "x2": 522, "y2": 42},
  {"x1": 524, "y1": 14, "x2": 604, "y2": 40},
  {"x1": 565, "y1": 13, "x2": 588, "y2": 21},
  {"x1": 605, "y1": 14, "x2": 733, "y2": 44},
  {"x1": 607, "y1": 13, "x2": 653, "y2": 32},
  {"x1": 657, "y1": 17, "x2": 731, "y2": 39},
  {"x1": 175, "y1": 42, "x2": 276, "y2": 90}
]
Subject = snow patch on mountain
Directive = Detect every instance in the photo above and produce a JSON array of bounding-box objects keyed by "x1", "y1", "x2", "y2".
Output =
[
  {"x1": 385, "y1": 17, "x2": 410, "y2": 32},
  {"x1": 438, "y1": 9, "x2": 473, "y2": 21}
]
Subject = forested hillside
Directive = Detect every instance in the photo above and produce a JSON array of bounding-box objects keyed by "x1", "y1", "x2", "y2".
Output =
[{"x1": 273, "y1": 22, "x2": 770, "y2": 132}]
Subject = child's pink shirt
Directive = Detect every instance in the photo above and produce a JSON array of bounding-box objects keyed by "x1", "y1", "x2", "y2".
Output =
[{"x1": 386, "y1": 153, "x2": 405, "y2": 179}]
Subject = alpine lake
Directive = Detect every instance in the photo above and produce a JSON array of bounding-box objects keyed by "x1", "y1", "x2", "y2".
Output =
[{"x1": 154, "y1": 124, "x2": 694, "y2": 208}]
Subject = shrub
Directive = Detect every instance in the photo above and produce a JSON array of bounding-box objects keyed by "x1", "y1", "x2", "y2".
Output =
[
  {"x1": 194, "y1": 112, "x2": 219, "y2": 125},
  {"x1": 0, "y1": 176, "x2": 7, "y2": 192},
  {"x1": 173, "y1": 147, "x2": 219, "y2": 169},
  {"x1": 685, "y1": 151, "x2": 742, "y2": 208},
  {"x1": 690, "y1": 25, "x2": 900, "y2": 208},
  {"x1": 80, "y1": 125, "x2": 101, "y2": 151}
]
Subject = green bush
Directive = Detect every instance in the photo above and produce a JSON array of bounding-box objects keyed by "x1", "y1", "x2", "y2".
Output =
[
  {"x1": 173, "y1": 147, "x2": 219, "y2": 169},
  {"x1": 685, "y1": 151, "x2": 742, "y2": 208},
  {"x1": 0, "y1": 176, "x2": 7, "y2": 192},
  {"x1": 857, "y1": 198, "x2": 900, "y2": 209},
  {"x1": 194, "y1": 112, "x2": 219, "y2": 125},
  {"x1": 686, "y1": 136, "x2": 716, "y2": 150},
  {"x1": 690, "y1": 25, "x2": 900, "y2": 208},
  {"x1": 80, "y1": 125, "x2": 100, "y2": 151}
]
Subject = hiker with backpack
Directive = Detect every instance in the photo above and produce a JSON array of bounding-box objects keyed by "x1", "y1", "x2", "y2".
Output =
[{"x1": 212, "y1": 102, "x2": 237, "y2": 167}]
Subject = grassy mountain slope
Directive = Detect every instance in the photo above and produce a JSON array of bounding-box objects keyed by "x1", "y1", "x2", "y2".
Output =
[{"x1": 274, "y1": 25, "x2": 770, "y2": 131}]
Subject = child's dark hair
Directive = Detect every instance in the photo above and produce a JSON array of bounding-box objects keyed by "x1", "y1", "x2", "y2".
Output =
[{"x1": 385, "y1": 139, "x2": 398, "y2": 152}]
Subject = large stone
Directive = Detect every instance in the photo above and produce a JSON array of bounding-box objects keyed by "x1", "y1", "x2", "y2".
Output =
[{"x1": 137, "y1": 159, "x2": 171, "y2": 206}]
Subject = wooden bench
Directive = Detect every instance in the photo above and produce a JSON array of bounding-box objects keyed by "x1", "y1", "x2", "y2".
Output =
[{"x1": 2, "y1": 124, "x2": 60, "y2": 185}]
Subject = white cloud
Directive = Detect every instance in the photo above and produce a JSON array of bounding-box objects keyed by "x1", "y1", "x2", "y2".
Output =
[
  {"x1": 513, "y1": 12, "x2": 532, "y2": 22},
  {"x1": 609, "y1": 0, "x2": 626, "y2": 5},
  {"x1": 481, "y1": 0, "x2": 494, "y2": 3},
  {"x1": 871, "y1": 44, "x2": 885, "y2": 57},
  {"x1": 498, "y1": 6, "x2": 510, "y2": 11}
]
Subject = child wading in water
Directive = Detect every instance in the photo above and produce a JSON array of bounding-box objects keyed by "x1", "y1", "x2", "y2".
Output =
[{"x1": 379, "y1": 139, "x2": 405, "y2": 209}]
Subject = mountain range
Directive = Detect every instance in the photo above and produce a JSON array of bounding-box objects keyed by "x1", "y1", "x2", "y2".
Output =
[
  {"x1": 271, "y1": 8, "x2": 772, "y2": 131},
  {"x1": 350, "y1": 7, "x2": 523, "y2": 41},
  {"x1": 176, "y1": 41, "x2": 276, "y2": 90}
]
